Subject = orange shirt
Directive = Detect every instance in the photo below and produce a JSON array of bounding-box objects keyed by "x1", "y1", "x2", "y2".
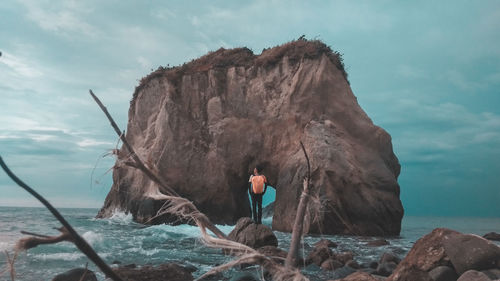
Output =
[{"x1": 251, "y1": 175, "x2": 267, "y2": 194}]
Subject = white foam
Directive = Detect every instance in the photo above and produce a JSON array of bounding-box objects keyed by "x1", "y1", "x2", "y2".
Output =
[
  {"x1": 32, "y1": 252, "x2": 84, "y2": 261},
  {"x1": 82, "y1": 231, "x2": 103, "y2": 247},
  {"x1": 126, "y1": 247, "x2": 161, "y2": 256},
  {"x1": 146, "y1": 223, "x2": 234, "y2": 238},
  {"x1": 0, "y1": 242, "x2": 13, "y2": 252},
  {"x1": 107, "y1": 210, "x2": 134, "y2": 224}
]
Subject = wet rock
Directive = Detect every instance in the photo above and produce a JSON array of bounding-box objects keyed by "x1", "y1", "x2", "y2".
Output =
[
  {"x1": 379, "y1": 252, "x2": 401, "y2": 265},
  {"x1": 345, "y1": 260, "x2": 360, "y2": 269},
  {"x1": 112, "y1": 260, "x2": 122, "y2": 265},
  {"x1": 113, "y1": 263, "x2": 193, "y2": 281},
  {"x1": 360, "y1": 268, "x2": 378, "y2": 275},
  {"x1": 333, "y1": 251, "x2": 354, "y2": 265},
  {"x1": 52, "y1": 268, "x2": 97, "y2": 281},
  {"x1": 98, "y1": 40, "x2": 403, "y2": 236},
  {"x1": 257, "y1": 245, "x2": 287, "y2": 264},
  {"x1": 376, "y1": 262, "x2": 397, "y2": 277},
  {"x1": 480, "y1": 268, "x2": 500, "y2": 279},
  {"x1": 457, "y1": 270, "x2": 491, "y2": 281},
  {"x1": 306, "y1": 245, "x2": 333, "y2": 266},
  {"x1": 369, "y1": 261, "x2": 379, "y2": 269},
  {"x1": 229, "y1": 272, "x2": 260, "y2": 281},
  {"x1": 367, "y1": 239, "x2": 390, "y2": 247},
  {"x1": 428, "y1": 266, "x2": 458, "y2": 281},
  {"x1": 388, "y1": 228, "x2": 459, "y2": 281},
  {"x1": 483, "y1": 232, "x2": 500, "y2": 241},
  {"x1": 228, "y1": 217, "x2": 278, "y2": 249},
  {"x1": 443, "y1": 232, "x2": 500, "y2": 274},
  {"x1": 321, "y1": 258, "x2": 343, "y2": 271},
  {"x1": 331, "y1": 266, "x2": 357, "y2": 279},
  {"x1": 314, "y1": 239, "x2": 338, "y2": 248},
  {"x1": 329, "y1": 271, "x2": 379, "y2": 281}
]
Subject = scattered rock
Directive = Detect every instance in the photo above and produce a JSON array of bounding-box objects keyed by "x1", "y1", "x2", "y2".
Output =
[
  {"x1": 306, "y1": 245, "x2": 333, "y2": 266},
  {"x1": 345, "y1": 260, "x2": 360, "y2": 269},
  {"x1": 314, "y1": 239, "x2": 338, "y2": 248},
  {"x1": 329, "y1": 271, "x2": 379, "y2": 281},
  {"x1": 112, "y1": 260, "x2": 122, "y2": 265},
  {"x1": 321, "y1": 258, "x2": 343, "y2": 271},
  {"x1": 443, "y1": 232, "x2": 500, "y2": 274},
  {"x1": 480, "y1": 268, "x2": 500, "y2": 279},
  {"x1": 457, "y1": 270, "x2": 491, "y2": 281},
  {"x1": 334, "y1": 251, "x2": 354, "y2": 265},
  {"x1": 331, "y1": 266, "x2": 357, "y2": 280},
  {"x1": 113, "y1": 263, "x2": 193, "y2": 281},
  {"x1": 376, "y1": 262, "x2": 397, "y2": 277},
  {"x1": 369, "y1": 261, "x2": 379, "y2": 269},
  {"x1": 367, "y1": 239, "x2": 390, "y2": 247},
  {"x1": 483, "y1": 232, "x2": 500, "y2": 241},
  {"x1": 228, "y1": 217, "x2": 278, "y2": 249},
  {"x1": 387, "y1": 228, "x2": 459, "y2": 281},
  {"x1": 379, "y1": 252, "x2": 401, "y2": 265},
  {"x1": 257, "y1": 245, "x2": 288, "y2": 264},
  {"x1": 428, "y1": 266, "x2": 458, "y2": 281},
  {"x1": 52, "y1": 268, "x2": 97, "y2": 281}
]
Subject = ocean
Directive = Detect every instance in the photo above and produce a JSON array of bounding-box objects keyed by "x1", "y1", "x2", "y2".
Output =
[{"x1": 0, "y1": 206, "x2": 499, "y2": 281}]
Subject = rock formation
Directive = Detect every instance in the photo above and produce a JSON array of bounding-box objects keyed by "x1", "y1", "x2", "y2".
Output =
[{"x1": 97, "y1": 39, "x2": 403, "y2": 235}]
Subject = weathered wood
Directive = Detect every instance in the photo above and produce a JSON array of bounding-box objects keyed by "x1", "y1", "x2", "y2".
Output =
[{"x1": 285, "y1": 141, "x2": 312, "y2": 268}]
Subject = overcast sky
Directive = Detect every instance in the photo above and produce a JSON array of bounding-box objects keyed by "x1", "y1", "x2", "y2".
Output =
[{"x1": 1, "y1": 0, "x2": 499, "y2": 216}]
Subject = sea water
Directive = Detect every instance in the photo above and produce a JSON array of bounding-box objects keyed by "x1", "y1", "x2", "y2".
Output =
[{"x1": 0, "y1": 206, "x2": 499, "y2": 281}]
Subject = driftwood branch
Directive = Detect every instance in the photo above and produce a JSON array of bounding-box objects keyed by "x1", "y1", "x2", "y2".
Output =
[
  {"x1": 0, "y1": 157, "x2": 123, "y2": 281},
  {"x1": 17, "y1": 227, "x2": 72, "y2": 251},
  {"x1": 89, "y1": 89, "x2": 227, "y2": 239},
  {"x1": 285, "y1": 141, "x2": 312, "y2": 268}
]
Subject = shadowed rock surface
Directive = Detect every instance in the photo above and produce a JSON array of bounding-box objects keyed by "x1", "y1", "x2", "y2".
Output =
[
  {"x1": 227, "y1": 217, "x2": 278, "y2": 249},
  {"x1": 113, "y1": 263, "x2": 194, "y2": 281},
  {"x1": 97, "y1": 39, "x2": 403, "y2": 235},
  {"x1": 51, "y1": 268, "x2": 97, "y2": 281}
]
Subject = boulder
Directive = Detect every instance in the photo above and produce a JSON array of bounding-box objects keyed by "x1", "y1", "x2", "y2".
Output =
[
  {"x1": 443, "y1": 232, "x2": 500, "y2": 274},
  {"x1": 314, "y1": 238, "x2": 338, "y2": 248},
  {"x1": 331, "y1": 266, "x2": 357, "y2": 280},
  {"x1": 52, "y1": 268, "x2": 97, "y2": 281},
  {"x1": 457, "y1": 270, "x2": 491, "y2": 281},
  {"x1": 376, "y1": 262, "x2": 398, "y2": 277},
  {"x1": 113, "y1": 263, "x2": 194, "y2": 281},
  {"x1": 96, "y1": 39, "x2": 403, "y2": 236},
  {"x1": 367, "y1": 239, "x2": 390, "y2": 247},
  {"x1": 306, "y1": 245, "x2": 333, "y2": 266},
  {"x1": 334, "y1": 251, "x2": 355, "y2": 265},
  {"x1": 228, "y1": 217, "x2": 278, "y2": 249},
  {"x1": 379, "y1": 252, "x2": 401, "y2": 265},
  {"x1": 483, "y1": 232, "x2": 500, "y2": 241},
  {"x1": 345, "y1": 260, "x2": 360, "y2": 269},
  {"x1": 481, "y1": 268, "x2": 500, "y2": 279},
  {"x1": 428, "y1": 266, "x2": 458, "y2": 281},
  {"x1": 257, "y1": 245, "x2": 288, "y2": 264},
  {"x1": 321, "y1": 258, "x2": 344, "y2": 271},
  {"x1": 388, "y1": 228, "x2": 458, "y2": 281},
  {"x1": 329, "y1": 271, "x2": 379, "y2": 281}
]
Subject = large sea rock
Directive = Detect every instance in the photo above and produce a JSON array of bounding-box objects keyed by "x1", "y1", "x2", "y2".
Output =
[{"x1": 97, "y1": 39, "x2": 403, "y2": 235}]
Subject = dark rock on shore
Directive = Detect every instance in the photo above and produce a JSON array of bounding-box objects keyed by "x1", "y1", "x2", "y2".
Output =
[
  {"x1": 376, "y1": 262, "x2": 397, "y2": 277},
  {"x1": 113, "y1": 263, "x2": 193, "y2": 281},
  {"x1": 329, "y1": 271, "x2": 379, "y2": 281},
  {"x1": 52, "y1": 268, "x2": 97, "y2": 281},
  {"x1": 306, "y1": 244, "x2": 333, "y2": 266},
  {"x1": 443, "y1": 232, "x2": 500, "y2": 274},
  {"x1": 314, "y1": 238, "x2": 338, "y2": 248},
  {"x1": 228, "y1": 217, "x2": 278, "y2": 249},
  {"x1": 388, "y1": 228, "x2": 500, "y2": 281},
  {"x1": 457, "y1": 270, "x2": 491, "y2": 281},
  {"x1": 367, "y1": 239, "x2": 390, "y2": 247},
  {"x1": 379, "y1": 252, "x2": 400, "y2": 265},
  {"x1": 428, "y1": 266, "x2": 457, "y2": 281},
  {"x1": 256, "y1": 245, "x2": 288, "y2": 264},
  {"x1": 97, "y1": 39, "x2": 403, "y2": 235},
  {"x1": 483, "y1": 232, "x2": 500, "y2": 241}
]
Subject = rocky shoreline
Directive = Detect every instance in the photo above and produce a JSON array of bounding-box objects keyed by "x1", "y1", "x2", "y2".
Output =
[{"x1": 51, "y1": 226, "x2": 500, "y2": 281}]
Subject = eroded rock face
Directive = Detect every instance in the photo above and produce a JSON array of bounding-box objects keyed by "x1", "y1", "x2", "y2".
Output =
[
  {"x1": 97, "y1": 40, "x2": 403, "y2": 235},
  {"x1": 227, "y1": 217, "x2": 278, "y2": 249}
]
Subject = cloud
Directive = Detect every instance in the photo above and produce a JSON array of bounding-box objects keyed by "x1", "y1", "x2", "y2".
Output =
[
  {"x1": 0, "y1": 51, "x2": 43, "y2": 78},
  {"x1": 18, "y1": 0, "x2": 98, "y2": 37},
  {"x1": 77, "y1": 139, "x2": 113, "y2": 148}
]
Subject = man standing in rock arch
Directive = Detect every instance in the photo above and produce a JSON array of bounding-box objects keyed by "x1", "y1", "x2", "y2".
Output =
[{"x1": 248, "y1": 164, "x2": 268, "y2": 224}]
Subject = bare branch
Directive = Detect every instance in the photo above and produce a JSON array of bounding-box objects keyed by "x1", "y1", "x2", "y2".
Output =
[
  {"x1": 0, "y1": 157, "x2": 123, "y2": 281},
  {"x1": 17, "y1": 227, "x2": 72, "y2": 251}
]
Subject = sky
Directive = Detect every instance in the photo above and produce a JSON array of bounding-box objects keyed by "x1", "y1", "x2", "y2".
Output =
[{"x1": 0, "y1": 1, "x2": 499, "y2": 216}]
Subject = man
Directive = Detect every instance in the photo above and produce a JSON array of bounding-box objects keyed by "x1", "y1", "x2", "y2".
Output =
[{"x1": 248, "y1": 165, "x2": 267, "y2": 224}]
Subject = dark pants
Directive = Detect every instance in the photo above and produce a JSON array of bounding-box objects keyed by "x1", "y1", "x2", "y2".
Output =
[{"x1": 250, "y1": 192, "x2": 263, "y2": 224}]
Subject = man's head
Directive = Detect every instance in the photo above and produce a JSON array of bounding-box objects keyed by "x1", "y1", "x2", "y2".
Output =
[{"x1": 254, "y1": 164, "x2": 264, "y2": 175}]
